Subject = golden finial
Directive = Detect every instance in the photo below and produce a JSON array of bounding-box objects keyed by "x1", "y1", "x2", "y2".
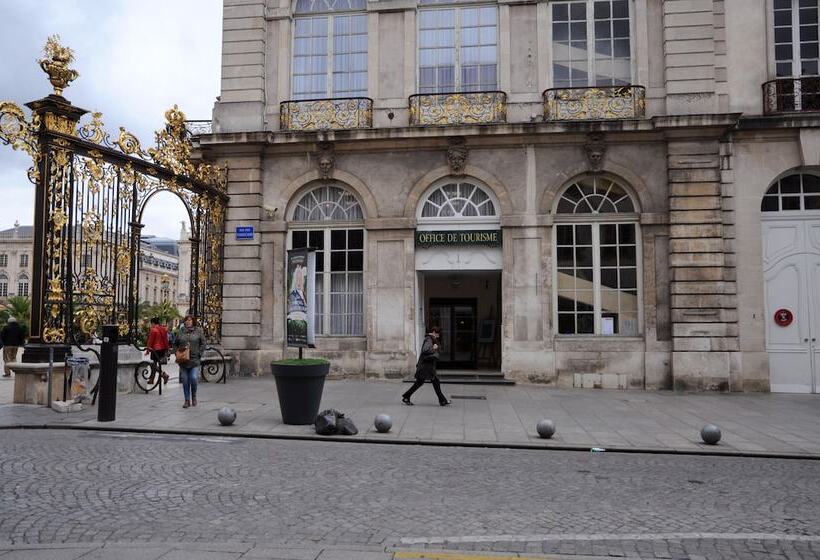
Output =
[{"x1": 38, "y1": 35, "x2": 79, "y2": 96}]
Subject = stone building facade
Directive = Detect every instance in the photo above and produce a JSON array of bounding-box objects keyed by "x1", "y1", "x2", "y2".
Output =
[
  {"x1": 199, "y1": 0, "x2": 820, "y2": 393},
  {"x1": 0, "y1": 224, "x2": 33, "y2": 303}
]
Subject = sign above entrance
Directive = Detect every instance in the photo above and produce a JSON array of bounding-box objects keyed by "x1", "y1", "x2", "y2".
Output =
[{"x1": 415, "y1": 230, "x2": 502, "y2": 248}]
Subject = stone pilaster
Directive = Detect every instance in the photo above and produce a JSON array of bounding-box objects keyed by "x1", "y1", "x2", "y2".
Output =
[
  {"x1": 221, "y1": 152, "x2": 263, "y2": 374},
  {"x1": 213, "y1": 0, "x2": 266, "y2": 133},
  {"x1": 668, "y1": 138, "x2": 738, "y2": 391}
]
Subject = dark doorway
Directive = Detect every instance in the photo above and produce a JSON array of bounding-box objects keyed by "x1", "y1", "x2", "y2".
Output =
[{"x1": 429, "y1": 298, "x2": 477, "y2": 369}]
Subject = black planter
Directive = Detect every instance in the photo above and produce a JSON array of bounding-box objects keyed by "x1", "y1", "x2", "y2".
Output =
[{"x1": 270, "y1": 362, "x2": 330, "y2": 425}]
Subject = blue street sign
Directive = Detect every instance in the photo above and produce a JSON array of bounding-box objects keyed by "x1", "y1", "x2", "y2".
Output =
[{"x1": 235, "y1": 226, "x2": 254, "y2": 240}]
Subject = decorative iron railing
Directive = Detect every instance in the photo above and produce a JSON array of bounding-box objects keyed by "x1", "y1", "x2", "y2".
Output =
[
  {"x1": 409, "y1": 91, "x2": 507, "y2": 126},
  {"x1": 280, "y1": 97, "x2": 373, "y2": 131},
  {"x1": 762, "y1": 77, "x2": 820, "y2": 115},
  {"x1": 184, "y1": 120, "x2": 212, "y2": 136},
  {"x1": 543, "y1": 85, "x2": 646, "y2": 120}
]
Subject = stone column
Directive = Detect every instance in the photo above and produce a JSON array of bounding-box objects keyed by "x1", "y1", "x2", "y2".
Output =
[
  {"x1": 364, "y1": 224, "x2": 416, "y2": 379},
  {"x1": 221, "y1": 152, "x2": 263, "y2": 374},
  {"x1": 667, "y1": 136, "x2": 738, "y2": 391}
]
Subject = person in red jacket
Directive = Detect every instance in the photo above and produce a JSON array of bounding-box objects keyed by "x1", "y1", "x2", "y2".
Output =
[{"x1": 146, "y1": 317, "x2": 170, "y2": 385}]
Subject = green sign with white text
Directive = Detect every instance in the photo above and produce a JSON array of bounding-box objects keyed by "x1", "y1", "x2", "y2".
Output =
[{"x1": 415, "y1": 230, "x2": 502, "y2": 248}]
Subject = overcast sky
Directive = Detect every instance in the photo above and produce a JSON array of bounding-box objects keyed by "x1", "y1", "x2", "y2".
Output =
[{"x1": 0, "y1": 0, "x2": 222, "y2": 240}]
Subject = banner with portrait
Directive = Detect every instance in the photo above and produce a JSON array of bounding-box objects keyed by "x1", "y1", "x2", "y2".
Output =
[{"x1": 286, "y1": 248, "x2": 316, "y2": 347}]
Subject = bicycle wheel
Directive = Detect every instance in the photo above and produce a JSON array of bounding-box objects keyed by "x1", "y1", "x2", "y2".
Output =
[{"x1": 134, "y1": 361, "x2": 160, "y2": 393}]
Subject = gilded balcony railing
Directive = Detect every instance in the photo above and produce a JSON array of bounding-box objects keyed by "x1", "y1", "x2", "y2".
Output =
[
  {"x1": 543, "y1": 85, "x2": 646, "y2": 120},
  {"x1": 763, "y1": 77, "x2": 820, "y2": 115},
  {"x1": 280, "y1": 97, "x2": 373, "y2": 131},
  {"x1": 184, "y1": 120, "x2": 212, "y2": 136},
  {"x1": 409, "y1": 91, "x2": 507, "y2": 126}
]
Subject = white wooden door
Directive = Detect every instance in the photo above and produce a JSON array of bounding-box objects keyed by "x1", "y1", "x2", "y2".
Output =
[{"x1": 762, "y1": 219, "x2": 819, "y2": 393}]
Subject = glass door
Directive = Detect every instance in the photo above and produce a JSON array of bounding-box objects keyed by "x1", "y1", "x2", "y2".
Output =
[{"x1": 429, "y1": 298, "x2": 477, "y2": 369}]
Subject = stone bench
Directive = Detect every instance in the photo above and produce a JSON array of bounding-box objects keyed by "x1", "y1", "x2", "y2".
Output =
[{"x1": 9, "y1": 362, "x2": 69, "y2": 405}]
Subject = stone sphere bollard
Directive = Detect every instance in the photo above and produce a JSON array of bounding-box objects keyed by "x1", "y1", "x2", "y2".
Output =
[
  {"x1": 536, "y1": 419, "x2": 556, "y2": 439},
  {"x1": 700, "y1": 424, "x2": 721, "y2": 445},
  {"x1": 374, "y1": 413, "x2": 392, "y2": 433},
  {"x1": 217, "y1": 407, "x2": 237, "y2": 426}
]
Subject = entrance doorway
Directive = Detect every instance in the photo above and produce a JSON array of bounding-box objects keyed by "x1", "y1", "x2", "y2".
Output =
[
  {"x1": 418, "y1": 271, "x2": 501, "y2": 371},
  {"x1": 762, "y1": 218, "x2": 820, "y2": 393},
  {"x1": 430, "y1": 299, "x2": 477, "y2": 368}
]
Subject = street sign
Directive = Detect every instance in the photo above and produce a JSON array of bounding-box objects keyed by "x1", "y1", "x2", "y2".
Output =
[{"x1": 236, "y1": 226, "x2": 254, "y2": 240}]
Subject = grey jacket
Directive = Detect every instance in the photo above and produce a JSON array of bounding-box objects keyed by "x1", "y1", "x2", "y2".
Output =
[{"x1": 175, "y1": 325, "x2": 206, "y2": 368}]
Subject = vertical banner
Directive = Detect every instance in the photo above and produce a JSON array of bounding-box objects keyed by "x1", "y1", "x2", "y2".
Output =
[{"x1": 286, "y1": 248, "x2": 316, "y2": 348}]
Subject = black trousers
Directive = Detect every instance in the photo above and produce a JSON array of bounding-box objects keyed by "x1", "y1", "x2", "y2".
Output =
[{"x1": 403, "y1": 377, "x2": 448, "y2": 404}]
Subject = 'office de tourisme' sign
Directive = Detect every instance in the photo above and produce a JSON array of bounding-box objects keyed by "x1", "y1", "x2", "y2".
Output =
[{"x1": 415, "y1": 230, "x2": 502, "y2": 248}]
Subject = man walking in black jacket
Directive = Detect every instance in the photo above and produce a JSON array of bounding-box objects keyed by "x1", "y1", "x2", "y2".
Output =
[{"x1": 1, "y1": 318, "x2": 25, "y2": 376}]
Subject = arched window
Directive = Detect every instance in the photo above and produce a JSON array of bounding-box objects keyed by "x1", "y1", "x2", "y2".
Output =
[
  {"x1": 419, "y1": 181, "x2": 498, "y2": 220},
  {"x1": 292, "y1": 0, "x2": 367, "y2": 100},
  {"x1": 554, "y1": 176, "x2": 640, "y2": 336},
  {"x1": 16, "y1": 273, "x2": 29, "y2": 298},
  {"x1": 289, "y1": 184, "x2": 365, "y2": 335},
  {"x1": 0, "y1": 274, "x2": 7, "y2": 298},
  {"x1": 761, "y1": 172, "x2": 820, "y2": 212}
]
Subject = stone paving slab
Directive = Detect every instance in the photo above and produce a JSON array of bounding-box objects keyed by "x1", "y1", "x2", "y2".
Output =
[{"x1": 1, "y1": 375, "x2": 819, "y2": 457}]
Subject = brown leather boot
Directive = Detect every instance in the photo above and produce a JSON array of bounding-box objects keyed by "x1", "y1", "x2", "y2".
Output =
[
  {"x1": 191, "y1": 396, "x2": 197, "y2": 407},
  {"x1": 183, "y1": 400, "x2": 190, "y2": 408}
]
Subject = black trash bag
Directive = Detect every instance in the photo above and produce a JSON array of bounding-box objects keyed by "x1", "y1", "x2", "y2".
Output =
[
  {"x1": 336, "y1": 414, "x2": 358, "y2": 436},
  {"x1": 315, "y1": 409, "x2": 339, "y2": 435}
]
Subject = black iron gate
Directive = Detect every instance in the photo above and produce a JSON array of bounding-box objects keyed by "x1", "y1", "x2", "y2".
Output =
[{"x1": 0, "y1": 36, "x2": 227, "y2": 354}]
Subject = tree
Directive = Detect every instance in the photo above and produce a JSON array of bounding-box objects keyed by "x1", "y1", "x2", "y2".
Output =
[{"x1": 0, "y1": 296, "x2": 31, "y2": 339}]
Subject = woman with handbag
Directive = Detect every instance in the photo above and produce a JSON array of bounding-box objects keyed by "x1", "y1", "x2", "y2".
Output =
[
  {"x1": 145, "y1": 317, "x2": 170, "y2": 385},
  {"x1": 402, "y1": 326, "x2": 451, "y2": 406},
  {"x1": 174, "y1": 314, "x2": 206, "y2": 408}
]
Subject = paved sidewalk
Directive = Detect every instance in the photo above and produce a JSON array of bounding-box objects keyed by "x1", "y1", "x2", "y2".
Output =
[{"x1": 1, "y1": 374, "x2": 819, "y2": 457}]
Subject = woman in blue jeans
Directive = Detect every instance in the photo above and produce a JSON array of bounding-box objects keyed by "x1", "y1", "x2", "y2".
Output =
[{"x1": 174, "y1": 314, "x2": 206, "y2": 408}]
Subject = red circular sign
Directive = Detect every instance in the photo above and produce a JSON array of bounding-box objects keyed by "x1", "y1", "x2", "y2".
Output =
[{"x1": 774, "y1": 308, "x2": 794, "y2": 327}]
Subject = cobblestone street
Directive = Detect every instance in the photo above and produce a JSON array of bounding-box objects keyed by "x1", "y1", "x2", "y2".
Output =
[{"x1": 0, "y1": 429, "x2": 818, "y2": 559}]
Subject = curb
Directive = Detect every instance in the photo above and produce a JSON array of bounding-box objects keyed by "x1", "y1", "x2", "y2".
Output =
[{"x1": 2, "y1": 423, "x2": 820, "y2": 460}]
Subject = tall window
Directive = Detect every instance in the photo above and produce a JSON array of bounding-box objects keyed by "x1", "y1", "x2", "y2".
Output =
[
  {"x1": 774, "y1": 0, "x2": 819, "y2": 77},
  {"x1": 0, "y1": 254, "x2": 7, "y2": 267},
  {"x1": 551, "y1": 0, "x2": 631, "y2": 88},
  {"x1": 17, "y1": 274, "x2": 29, "y2": 298},
  {"x1": 554, "y1": 177, "x2": 639, "y2": 336},
  {"x1": 0, "y1": 275, "x2": 7, "y2": 297},
  {"x1": 292, "y1": 0, "x2": 367, "y2": 99},
  {"x1": 289, "y1": 185, "x2": 365, "y2": 336},
  {"x1": 418, "y1": 6, "x2": 498, "y2": 93},
  {"x1": 19, "y1": 253, "x2": 28, "y2": 268}
]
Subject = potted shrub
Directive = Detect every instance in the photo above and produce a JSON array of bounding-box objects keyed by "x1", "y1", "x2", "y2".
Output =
[{"x1": 270, "y1": 358, "x2": 330, "y2": 425}]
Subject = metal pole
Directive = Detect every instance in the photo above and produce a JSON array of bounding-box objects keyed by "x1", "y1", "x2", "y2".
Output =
[
  {"x1": 47, "y1": 346, "x2": 53, "y2": 408},
  {"x1": 97, "y1": 325, "x2": 119, "y2": 422}
]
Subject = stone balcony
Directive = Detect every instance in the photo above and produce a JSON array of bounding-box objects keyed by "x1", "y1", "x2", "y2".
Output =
[
  {"x1": 408, "y1": 91, "x2": 507, "y2": 126},
  {"x1": 763, "y1": 77, "x2": 820, "y2": 115},
  {"x1": 543, "y1": 85, "x2": 646, "y2": 121},
  {"x1": 279, "y1": 97, "x2": 373, "y2": 131},
  {"x1": 184, "y1": 120, "x2": 212, "y2": 136}
]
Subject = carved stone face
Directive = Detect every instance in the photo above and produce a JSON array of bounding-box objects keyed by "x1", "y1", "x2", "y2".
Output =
[
  {"x1": 584, "y1": 138, "x2": 606, "y2": 171},
  {"x1": 447, "y1": 145, "x2": 468, "y2": 175},
  {"x1": 318, "y1": 152, "x2": 334, "y2": 177}
]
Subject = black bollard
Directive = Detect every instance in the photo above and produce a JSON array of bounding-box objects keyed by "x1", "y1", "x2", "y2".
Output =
[{"x1": 97, "y1": 325, "x2": 119, "y2": 422}]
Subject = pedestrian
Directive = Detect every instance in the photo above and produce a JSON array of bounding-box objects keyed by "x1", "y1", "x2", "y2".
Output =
[
  {"x1": 174, "y1": 314, "x2": 206, "y2": 408},
  {"x1": 145, "y1": 317, "x2": 170, "y2": 386},
  {"x1": 1, "y1": 317, "x2": 25, "y2": 377},
  {"x1": 402, "y1": 325, "x2": 451, "y2": 406}
]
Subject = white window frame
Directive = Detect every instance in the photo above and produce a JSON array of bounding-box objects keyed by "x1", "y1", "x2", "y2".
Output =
[
  {"x1": 17, "y1": 275, "x2": 29, "y2": 298},
  {"x1": 286, "y1": 227, "x2": 367, "y2": 337},
  {"x1": 416, "y1": 4, "x2": 499, "y2": 93},
  {"x1": 416, "y1": 178, "x2": 501, "y2": 225},
  {"x1": 552, "y1": 178, "x2": 642, "y2": 337},
  {"x1": 291, "y1": 12, "x2": 368, "y2": 99},
  {"x1": 771, "y1": 0, "x2": 820, "y2": 78},
  {"x1": 0, "y1": 254, "x2": 7, "y2": 268},
  {"x1": 19, "y1": 253, "x2": 28, "y2": 268},
  {"x1": 0, "y1": 276, "x2": 7, "y2": 297},
  {"x1": 547, "y1": 0, "x2": 637, "y2": 88}
]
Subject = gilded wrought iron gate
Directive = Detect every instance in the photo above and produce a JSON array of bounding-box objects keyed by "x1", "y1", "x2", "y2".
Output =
[{"x1": 0, "y1": 37, "x2": 227, "y2": 353}]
